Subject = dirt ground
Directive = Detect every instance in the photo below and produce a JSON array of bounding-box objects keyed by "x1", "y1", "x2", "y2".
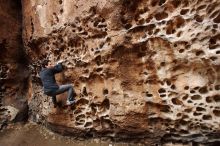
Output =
[
  {"x1": 0, "y1": 123, "x2": 205, "y2": 146},
  {"x1": 0, "y1": 123, "x2": 134, "y2": 146}
]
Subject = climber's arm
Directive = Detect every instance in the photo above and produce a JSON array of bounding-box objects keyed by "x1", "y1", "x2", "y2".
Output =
[{"x1": 51, "y1": 60, "x2": 64, "y2": 73}]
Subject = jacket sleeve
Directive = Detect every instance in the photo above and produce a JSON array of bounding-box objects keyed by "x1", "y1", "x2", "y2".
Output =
[{"x1": 52, "y1": 63, "x2": 63, "y2": 73}]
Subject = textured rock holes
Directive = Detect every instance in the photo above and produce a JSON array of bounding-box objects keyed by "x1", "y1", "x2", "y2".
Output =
[
  {"x1": 0, "y1": 106, "x2": 9, "y2": 130},
  {"x1": 74, "y1": 91, "x2": 112, "y2": 131},
  {"x1": 150, "y1": 76, "x2": 220, "y2": 134},
  {"x1": 166, "y1": 16, "x2": 185, "y2": 35},
  {"x1": 38, "y1": 14, "x2": 108, "y2": 69},
  {"x1": 24, "y1": 0, "x2": 220, "y2": 142},
  {"x1": 0, "y1": 64, "x2": 9, "y2": 80},
  {"x1": 155, "y1": 12, "x2": 168, "y2": 21},
  {"x1": 0, "y1": 64, "x2": 9, "y2": 129},
  {"x1": 0, "y1": 86, "x2": 11, "y2": 130}
]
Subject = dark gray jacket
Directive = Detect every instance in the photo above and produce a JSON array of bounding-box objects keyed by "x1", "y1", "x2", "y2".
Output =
[{"x1": 39, "y1": 63, "x2": 63, "y2": 92}]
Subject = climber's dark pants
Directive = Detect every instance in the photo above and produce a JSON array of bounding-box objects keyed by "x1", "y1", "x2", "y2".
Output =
[{"x1": 44, "y1": 84, "x2": 76, "y2": 105}]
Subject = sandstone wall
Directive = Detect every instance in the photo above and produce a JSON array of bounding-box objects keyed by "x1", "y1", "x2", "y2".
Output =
[
  {"x1": 23, "y1": 0, "x2": 220, "y2": 144},
  {"x1": 0, "y1": 0, "x2": 29, "y2": 129}
]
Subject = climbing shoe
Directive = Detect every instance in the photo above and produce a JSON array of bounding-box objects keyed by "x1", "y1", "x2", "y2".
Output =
[{"x1": 66, "y1": 100, "x2": 75, "y2": 105}]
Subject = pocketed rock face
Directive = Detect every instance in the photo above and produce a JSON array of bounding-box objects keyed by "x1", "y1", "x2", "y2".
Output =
[
  {"x1": 0, "y1": 0, "x2": 29, "y2": 129},
  {"x1": 23, "y1": 0, "x2": 220, "y2": 144}
]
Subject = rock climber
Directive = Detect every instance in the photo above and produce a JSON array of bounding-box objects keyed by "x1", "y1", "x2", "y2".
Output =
[{"x1": 39, "y1": 59, "x2": 76, "y2": 107}]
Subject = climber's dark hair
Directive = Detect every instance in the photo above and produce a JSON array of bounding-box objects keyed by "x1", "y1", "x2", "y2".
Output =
[{"x1": 42, "y1": 59, "x2": 49, "y2": 68}]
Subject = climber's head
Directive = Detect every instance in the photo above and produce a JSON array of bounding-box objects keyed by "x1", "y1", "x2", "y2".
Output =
[{"x1": 42, "y1": 59, "x2": 50, "y2": 68}]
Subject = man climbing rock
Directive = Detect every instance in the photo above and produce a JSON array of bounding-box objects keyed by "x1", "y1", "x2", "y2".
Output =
[{"x1": 39, "y1": 60, "x2": 76, "y2": 107}]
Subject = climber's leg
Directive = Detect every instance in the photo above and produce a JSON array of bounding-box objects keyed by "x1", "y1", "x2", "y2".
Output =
[
  {"x1": 51, "y1": 96, "x2": 57, "y2": 105},
  {"x1": 54, "y1": 84, "x2": 76, "y2": 103},
  {"x1": 44, "y1": 90, "x2": 58, "y2": 107}
]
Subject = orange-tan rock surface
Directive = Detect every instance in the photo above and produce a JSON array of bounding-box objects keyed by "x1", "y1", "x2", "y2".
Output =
[{"x1": 22, "y1": 0, "x2": 220, "y2": 144}]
